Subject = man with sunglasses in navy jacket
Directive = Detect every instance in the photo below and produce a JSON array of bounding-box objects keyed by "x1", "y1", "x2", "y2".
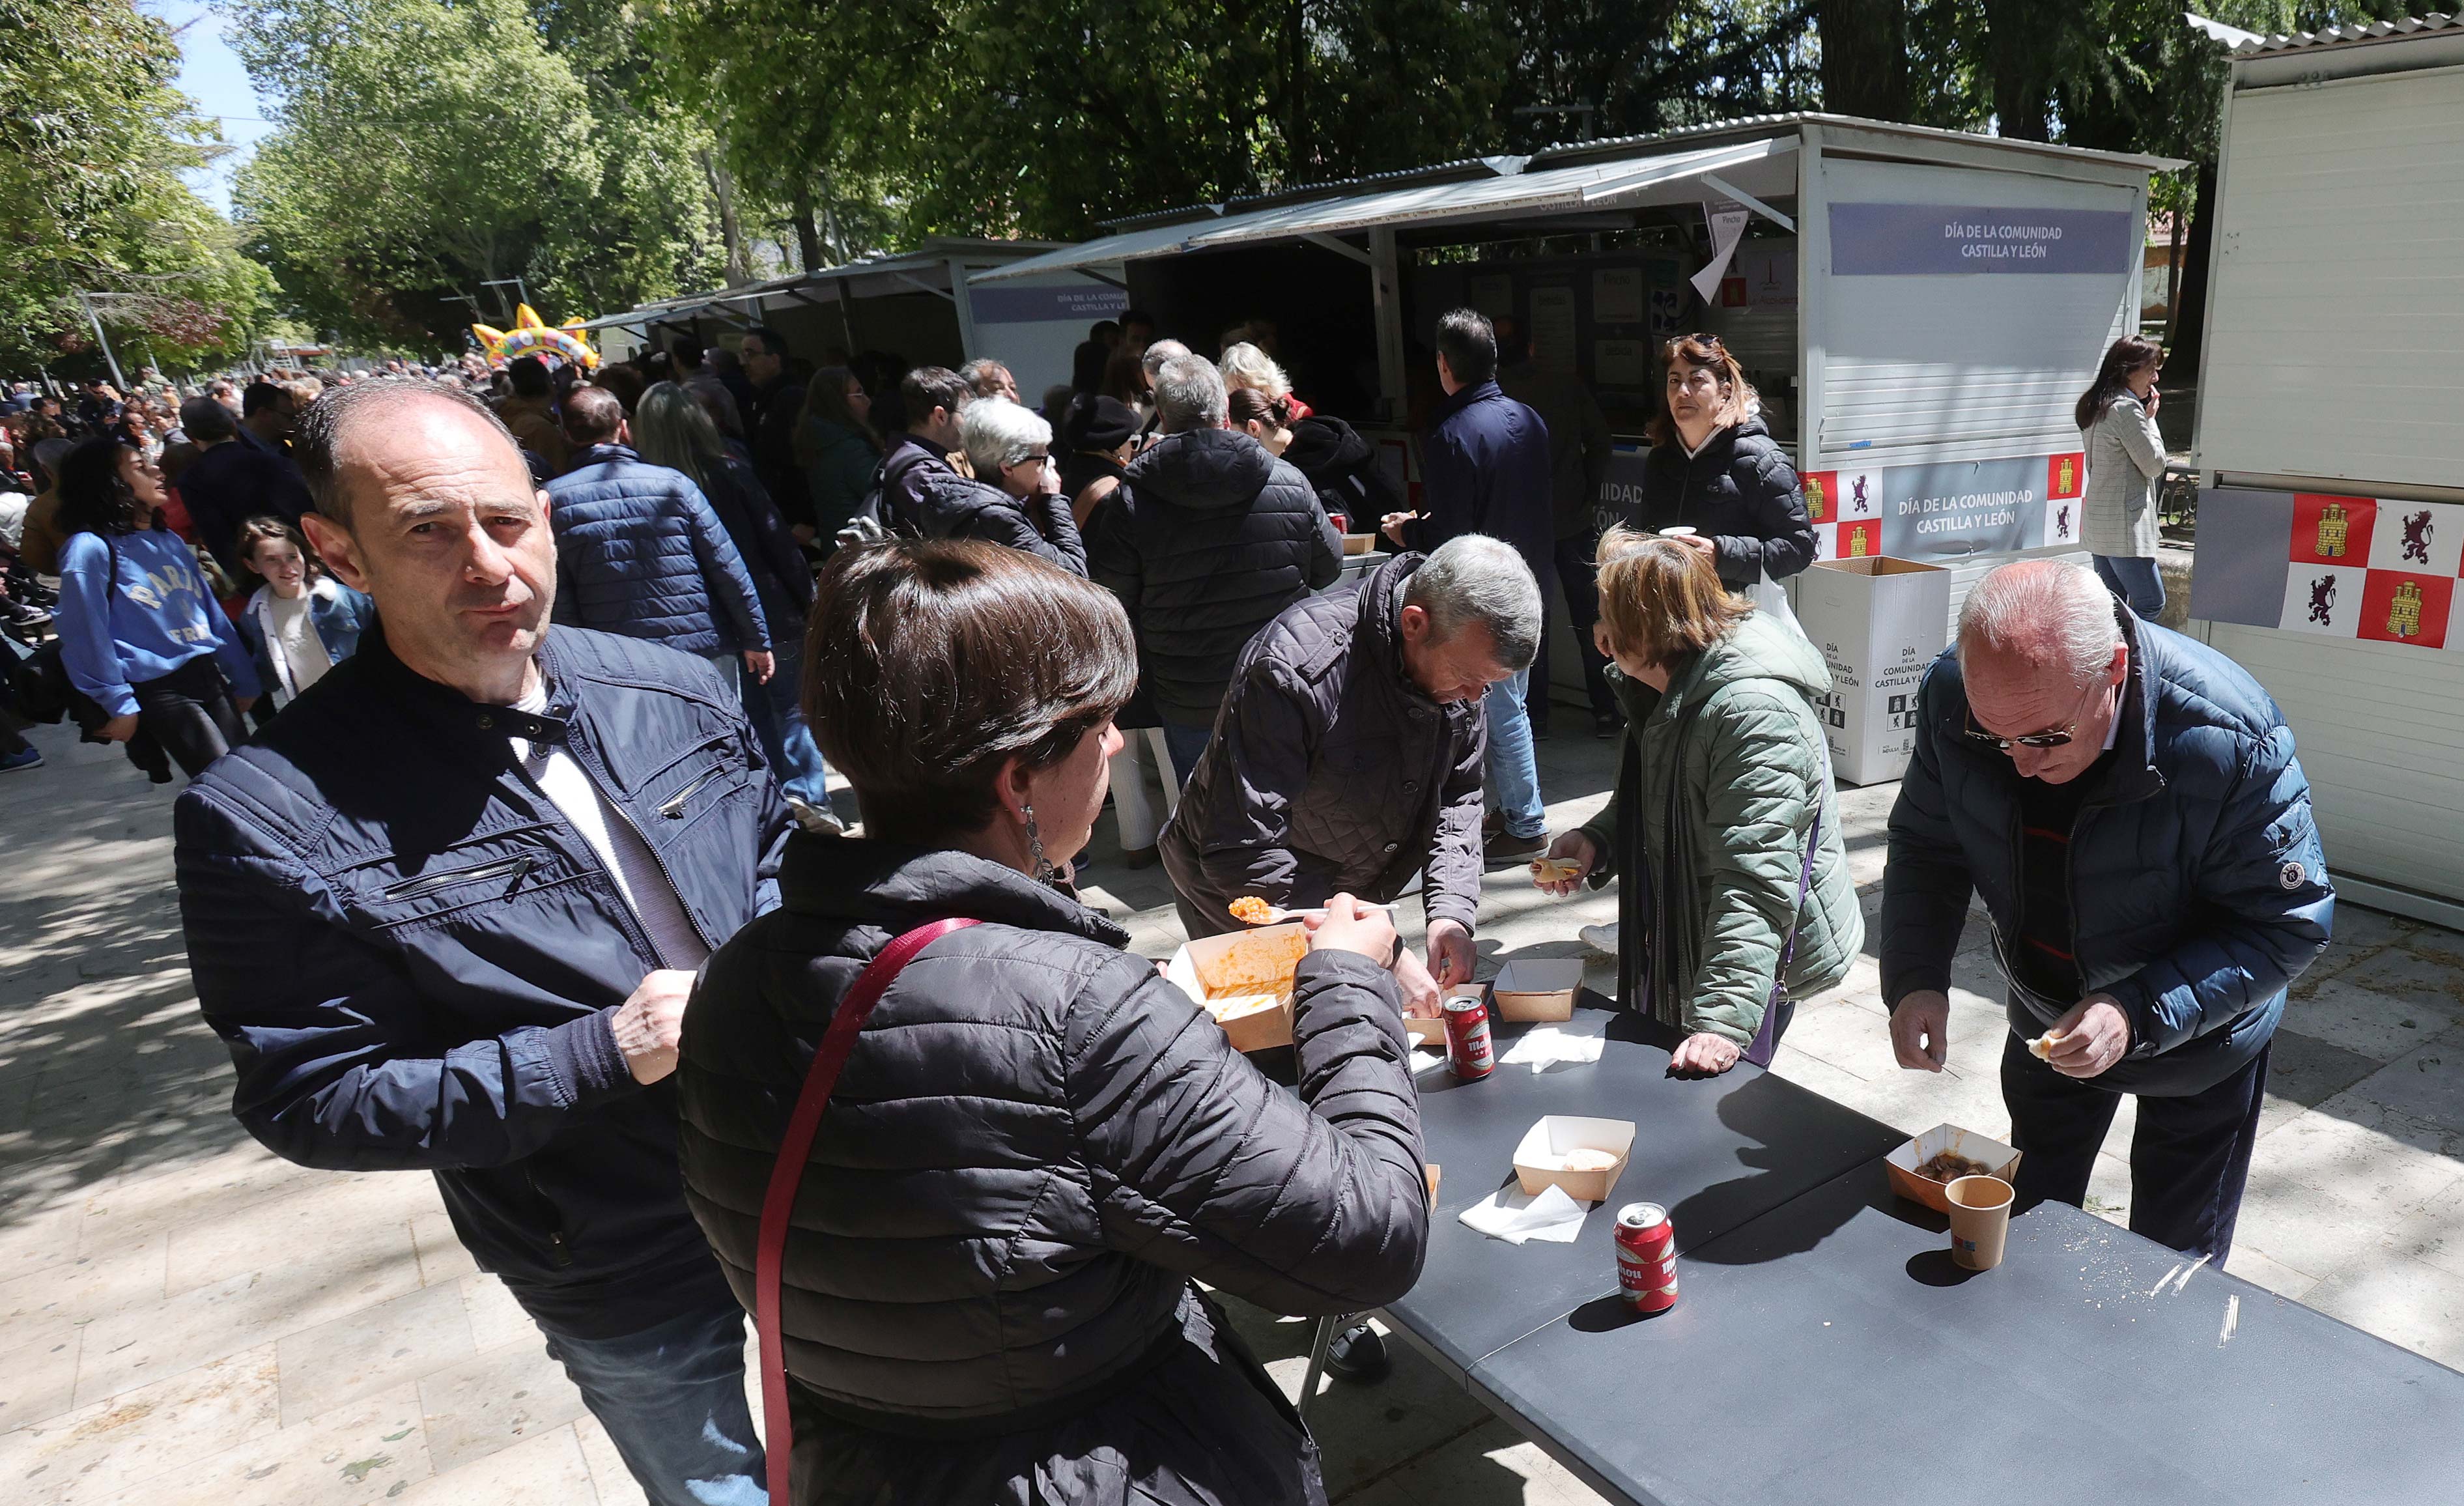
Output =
[{"x1": 1879, "y1": 560, "x2": 2332, "y2": 1262}]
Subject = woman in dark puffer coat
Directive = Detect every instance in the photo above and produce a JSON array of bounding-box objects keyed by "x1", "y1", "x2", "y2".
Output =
[
  {"x1": 1627, "y1": 333, "x2": 1817, "y2": 593},
  {"x1": 676, "y1": 539, "x2": 1428, "y2": 1505}
]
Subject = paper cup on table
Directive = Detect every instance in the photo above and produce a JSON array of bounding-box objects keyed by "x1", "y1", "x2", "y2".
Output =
[{"x1": 1946, "y1": 1175, "x2": 2015, "y2": 1271}]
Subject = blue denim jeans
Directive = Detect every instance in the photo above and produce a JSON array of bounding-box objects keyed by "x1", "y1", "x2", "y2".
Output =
[
  {"x1": 532, "y1": 1299, "x2": 767, "y2": 1505},
  {"x1": 739, "y1": 636, "x2": 832, "y2": 811},
  {"x1": 1483, "y1": 668, "x2": 1547, "y2": 839},
  {"x1": 2092, "y1": 554, "x2": 2166, "y2": 621},
  {"x1": 1162, "y1": 720, "x2": 1213, "y2": 789}
]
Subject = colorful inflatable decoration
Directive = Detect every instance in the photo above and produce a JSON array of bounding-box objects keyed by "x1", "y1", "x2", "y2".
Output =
[{"x1": 470, "y1": 304, "x2": 600, "y2": 371}]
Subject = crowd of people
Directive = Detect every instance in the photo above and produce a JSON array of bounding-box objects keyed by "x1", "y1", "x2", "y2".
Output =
[{"x1": 0, "y1": 315, "x2": 2334, "y2": 1506}]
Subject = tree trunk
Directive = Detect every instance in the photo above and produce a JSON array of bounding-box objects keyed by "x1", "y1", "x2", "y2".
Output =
[
  {"x1": 1979, "y1": 0, "x2": 2052, "y2": 141},
  {"x1": 700, "y1": 149, "x2": 752, "y2": 287},
  {"x1": 791, "y1": 184, "x2": 823, "y2": 274},
  {"x1": 1816, "y1": 0, "x2": 1909, "y2": 121},
  {"x1": 2166, "y1": 162, "x2": 2219, "y2": 381}
]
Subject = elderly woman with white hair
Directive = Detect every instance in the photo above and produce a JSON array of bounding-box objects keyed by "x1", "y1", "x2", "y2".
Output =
[
  {"x1": 906, "y1": 396, "x2": 1088, "y2": 575},
  {"x1": 1219, "y1": 340, "x2": 1313, "y2": 421}
]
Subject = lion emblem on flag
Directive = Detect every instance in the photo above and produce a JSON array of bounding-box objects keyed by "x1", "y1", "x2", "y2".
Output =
[
  {"x1": 1850, "y1": 477, "x2": 1870, "y2": 515},
  {"x1": 2308, "y1": 574, "x2": 2338, "y2": 625},
  {"x1": 2404, "y1": 510, "x2": 2433, "y2": 565},
  {"x1": 2056, "y1": 504, "x2": 2071, "y2": 539}
]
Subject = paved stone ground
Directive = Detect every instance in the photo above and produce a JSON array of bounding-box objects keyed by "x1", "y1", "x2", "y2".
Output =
[{"x1": 5, "y1": 711, "x2": 2463, "y2": 1504}]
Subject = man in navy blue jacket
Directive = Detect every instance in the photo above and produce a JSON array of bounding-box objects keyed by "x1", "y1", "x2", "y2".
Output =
[
  {"x1": 545, "y1": 386, "x2": 772, "y2": 696},
  {"x1": 1384, "y1": 308, "x2": 1556, "y2": 866},
  {"x1": 175, "y1": 393, "x2": 314, "y2": 573},
  {"x1": 175, "y1": 380, "x2": 789, "y2": 1505},
  {"x1": 1881, "y1": 561, "x2": 2332, "y2": 1260}
]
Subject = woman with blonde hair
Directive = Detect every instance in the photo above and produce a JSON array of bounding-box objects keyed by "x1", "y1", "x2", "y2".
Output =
[
  {"x1": 1219, "y1": 341, "x2": 1314, "y2": 421},
  {"x1": 1627, "y1": 333, "x2": 1815, "y2": 593},
  {"x1": 1538, "y1": 526, "x2": 1860, "y2": 1075}
]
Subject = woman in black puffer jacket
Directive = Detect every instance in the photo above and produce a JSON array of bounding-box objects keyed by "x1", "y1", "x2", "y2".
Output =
[
  {"x1": 676, "y1": 539, "x2": 1428, "y2": 1505},
  {"x1": 1627, "y1": 333, "x2": 1817, "y2": 592}
]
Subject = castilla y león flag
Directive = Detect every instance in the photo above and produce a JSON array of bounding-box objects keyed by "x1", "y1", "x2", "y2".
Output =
[{"x1": 2198, "y1": 489, "x2": 2464, "y2": 651}]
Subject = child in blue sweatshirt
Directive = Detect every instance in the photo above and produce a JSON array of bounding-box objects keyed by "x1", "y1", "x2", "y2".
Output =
[{"x1": 52, "y1": 436, "x2": 261, "y2": 782}]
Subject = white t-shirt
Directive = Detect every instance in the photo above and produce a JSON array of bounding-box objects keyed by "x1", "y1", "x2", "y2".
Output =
[
  {"x1": 266, "y1": 591, "x2": 333, "y2": 700},
  {"x1": 508, "y1": 679, "x2": 709, "y2": 969}
]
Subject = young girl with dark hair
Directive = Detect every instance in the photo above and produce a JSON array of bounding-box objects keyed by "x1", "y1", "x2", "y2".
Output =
[
  {"x1": 229, "y1": 514, "x2": 374, "y2": 710},
  {"x1": 52, "y1": 436, "x2": 260, "y2": 780}
]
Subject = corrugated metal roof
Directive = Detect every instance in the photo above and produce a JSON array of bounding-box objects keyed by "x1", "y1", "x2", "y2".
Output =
[
  {"x1": 2232, "y1": 11, "x2": 2461, "y2": 56},
  {"x1": 1097, "y1": 157, "x2": 1528, "y2": 234}
]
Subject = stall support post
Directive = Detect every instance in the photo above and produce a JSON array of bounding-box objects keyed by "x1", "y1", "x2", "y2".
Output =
[
  {"x1": 1369, "y1": 226, "x2": 1408, "y2": 424},
  {"x1": 949, "y1": 257, "x2": 982, "y2": 362}
]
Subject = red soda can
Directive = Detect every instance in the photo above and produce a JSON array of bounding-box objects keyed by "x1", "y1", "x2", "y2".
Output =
[
  {"x1": 1442, "y1": 992, "x2": 1495, "y2": 1080},
  {"x1": 1615, "y1": 1202, "x2": 1678, "y2": 1313}
]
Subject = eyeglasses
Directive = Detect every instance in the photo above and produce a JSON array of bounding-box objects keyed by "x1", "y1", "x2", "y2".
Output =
[{"x1": 1963, "y1": 678, "x2": 2119, "y2": 752}]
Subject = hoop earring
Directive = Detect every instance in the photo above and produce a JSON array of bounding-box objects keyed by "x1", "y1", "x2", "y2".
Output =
[{"x1": 1021, "y1": 803, "x2": 1058, "y2": 885}]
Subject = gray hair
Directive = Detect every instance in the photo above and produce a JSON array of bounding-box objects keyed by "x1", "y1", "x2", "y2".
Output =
[
  {"x1": 1153, "y1": 354, "x2": 1227, "y2": 433},
  {"x1": 294, "y1": 379, "x2": 520, "y2": 528},
  {"x1": 1140, "y1": 338, "x2": 1191, "y2": 382},
  {"x1": 958, "y1": 396, "x2": 1051, "y2": 477},
  {"x1": 1957, "y1": 560, "x2": 2125, "y2": 683},
  {"x1": 957, "y1": 357, "x2": 1012, "y2": 398},
  {"x1": 1404, "y1": 535, "x2": 1542, "y2": 672}
]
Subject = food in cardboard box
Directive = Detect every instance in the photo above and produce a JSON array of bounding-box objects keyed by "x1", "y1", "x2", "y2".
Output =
[
  {"x1": 1204, "y1": 993, "x2": 1284, "y2": 1023},
  {"x1": 1916, "y1": 1150, "x2": 1994, "y2": 1182},
  {"x1": 1198, "y1": 926, "x2": 1309, "y2": 997},
  {"x1": 1563, "y1": 1148, "x2": 1619, "y2": 1172},
  {"x1": 1226, "y1": 894, "x2": 1274, "y2": 925}
]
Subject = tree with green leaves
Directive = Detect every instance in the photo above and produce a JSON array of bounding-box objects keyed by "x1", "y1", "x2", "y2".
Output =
[
  {"x1": 229, "y1": 0, "x2": 724, "y2": 348},
  {"x1": 0, "y1": 0, "x2": 272, "y2": 375}
]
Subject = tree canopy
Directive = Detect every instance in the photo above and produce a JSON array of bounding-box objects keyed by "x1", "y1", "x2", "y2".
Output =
[{"x1": 0, "y1": 0, "x2": 272, "y2": 374}]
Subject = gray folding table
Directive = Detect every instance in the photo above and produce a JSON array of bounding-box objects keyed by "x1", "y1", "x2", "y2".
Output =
[{"x1": 1467, "y1": 1162, "x2": 2464, "y2": 1505}]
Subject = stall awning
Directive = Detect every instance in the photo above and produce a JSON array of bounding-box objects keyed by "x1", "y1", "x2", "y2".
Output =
[
  {"x1": 1184, "y1": 137, "x2": 1793, "y2": 249},
  {"x1": 975, "y1": 134, "x2": 1796, "y2": 282}
]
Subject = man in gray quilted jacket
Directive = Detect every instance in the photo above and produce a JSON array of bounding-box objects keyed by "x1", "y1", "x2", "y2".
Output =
[{"x1": 1164, "y1": 534, "x2": 1540, "y2": 1016}]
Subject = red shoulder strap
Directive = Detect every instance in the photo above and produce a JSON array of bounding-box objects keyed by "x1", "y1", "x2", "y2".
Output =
[{"x1": 756, "y1": 916, "x2": 978, "y2": 1501}]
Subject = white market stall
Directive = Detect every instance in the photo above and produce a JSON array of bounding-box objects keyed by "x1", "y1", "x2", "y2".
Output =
[
  {"x1": 2183, "y1": 16, "x2": 2464, "y2": 924},
  {"x1": 976, "y1": 113, "x2": 2177, "y2": 660}
]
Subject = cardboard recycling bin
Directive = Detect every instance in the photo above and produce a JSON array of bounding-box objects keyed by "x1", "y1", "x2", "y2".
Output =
[{"x1": 1792, "y1": 557, "x2": 1952, "y2": 786}]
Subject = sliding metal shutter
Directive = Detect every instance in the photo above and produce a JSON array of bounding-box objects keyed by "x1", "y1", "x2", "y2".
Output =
[{"x1": 2200, "y1": 69, "x2": 2464, "y2": 490}]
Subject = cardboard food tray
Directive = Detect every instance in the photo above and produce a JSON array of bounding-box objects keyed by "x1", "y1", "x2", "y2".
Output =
[
  {"x1": 1405, "y1": 1015, "x2": 1448, "y2": 1047},
  {"x1": 1886, "y1": 1122, "x2": 2023, "y2": 1213},
  {"x1": 1491, "y1": 958, "x2": 1583, "y2": 1022},
  {"x1": 1166, "y1": 923, "x2": 1305, "y2": 1052},
  {"x1": 1512, "y1": 1115, "x2": 1637, "y2": 1204},
  {"x1": 1342, "y1": 533, "x2": 1379, "y2": 556}
]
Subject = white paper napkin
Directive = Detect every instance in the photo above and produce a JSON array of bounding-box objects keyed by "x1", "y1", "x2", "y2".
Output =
[
  {"x1": 1497, "y1": 1025, "x2": 1606, "y2": 1073},
  {"x1": 1458, "y1": 1183, "x2": 1590, "y2": 1244}
]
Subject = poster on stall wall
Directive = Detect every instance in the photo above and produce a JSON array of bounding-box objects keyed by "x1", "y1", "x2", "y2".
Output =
[
  {"x1": 1529, "y1": 286, "x2": 1578, "y2": 373},
  {"x1": 1468, "y1": 275, "x2": 1515, "y2": 321},
  {"x1": 1594, "y1": 339, "x2": 1651, "y2": 389},
  {"x1": 1593, "y1": 266, "x2": 1645, "y2": 325},
  {"x1": 2189, "y1": 489, "x2": 2464, "y2": 651},
  {"x1": 1598, "y1": 444, "x2": 2086, "y2": 564},
  {"x1": 1691, "y1": 201, "x2": 1752, "y2": 305},
  {"x1": 1731, "y1": 242, "x2": 1798, "y2": 311}
]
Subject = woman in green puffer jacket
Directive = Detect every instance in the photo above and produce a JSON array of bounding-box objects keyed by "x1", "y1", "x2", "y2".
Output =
[{"x1": 1538, "y1": 528, "x2": 1862, "y2": 1075}]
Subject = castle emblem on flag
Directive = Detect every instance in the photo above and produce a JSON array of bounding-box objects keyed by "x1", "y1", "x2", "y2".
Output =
[
  {"x1": 2316, "y1": 502, "x2": 2350, "y2": 558},
  {"x1": 2389, "y1": 580, "x2": 2425, "y2": 638},
  {"x1": 2308, "y1": 574, "x2": 2338, "y2": 625},
  {"x1": 2058, "y1": 457, "x2": 2076, "y2": 496},
  {"x1": 2404, "y1": 510, "x2": 2433, "y2": 565},
  {"x1": 1805, "y1": 475, "x2": 1827, "y2": 522},
  {"x1": 1848, "y1": 526, "x2": 1871, "y2": 558}
]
